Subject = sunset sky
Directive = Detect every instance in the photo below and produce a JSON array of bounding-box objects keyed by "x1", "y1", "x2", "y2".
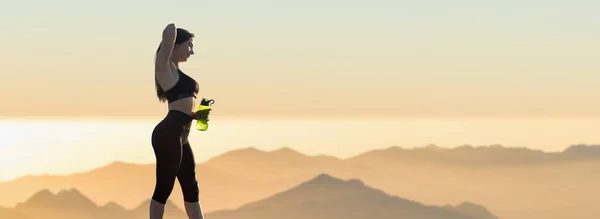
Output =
[
  {"x1": 1, "y1": 1, "x2": 599, "y2": 182},
  {"x1": 0, "y1": 0, "x2": 599, "y2": 118},
  {"x1": 1, "y1": 5, "x2": 599, "y2": 219}
]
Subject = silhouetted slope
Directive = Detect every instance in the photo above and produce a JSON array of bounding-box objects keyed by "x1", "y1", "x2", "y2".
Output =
[
  {"x1": 443, "y1": 202, "x2": 499, "y2": 219},
  {"x1": 202, "y1": 147, "x2": 342, "y2": 180},
  {"x1": 348, "y1": 144, "x2": 600, "y2": 166},
  {"x1": 563, "y1": 144, "x2": 600, "y2": 157},
  {"x1": 16, "y1": 188, "x2": 97, "y2": 210},
  {"x1": 7, "y1": 188, "x2": 187, "y2": 219},
  {"x1": 0, "y1": 160, "x2": 278, "y2": 213},
  {"x1": 206, "y1": 173, "x2": 497, "y2": 219},
  {"x1": 99, "y1": 201, "x2": 130, "y2": 217},
  {"x1": 2, "y1": 145, "x2": 600, "y2": 219},
  {"x1": 2, "y1": 179, "x2": 498, "y2": 219}
]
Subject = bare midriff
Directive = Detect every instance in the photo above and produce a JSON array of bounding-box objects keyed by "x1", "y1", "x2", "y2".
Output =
[{"x1": 168, "y1": 97, "x2": 195, "y2": 143}]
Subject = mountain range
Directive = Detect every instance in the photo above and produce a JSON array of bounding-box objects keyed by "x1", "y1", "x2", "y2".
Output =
[
  {"x1": 1, "y1": 144, "x2": 599, "y2": 219},
  {"x1": 0, "y1": 174, "x2": 497, "y2": 219},
  {"x1": 348, "y1": 143, "x2": 600, "y2": 166}
]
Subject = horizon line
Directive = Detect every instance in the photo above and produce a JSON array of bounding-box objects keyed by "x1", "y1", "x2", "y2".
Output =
[{"x1": 3, "y1": 143, "x2": 597, "y2": 183}]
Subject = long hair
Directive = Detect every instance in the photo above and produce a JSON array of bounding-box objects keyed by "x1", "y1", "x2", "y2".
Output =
[{"x1": 155, "y1": 28, "x2": 195, "y2": 102}]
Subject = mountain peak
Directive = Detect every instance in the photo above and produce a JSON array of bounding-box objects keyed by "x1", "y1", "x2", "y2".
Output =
[
  {"x1": 444, "y1": 201, "x2": 499, "y2": 219},
  {"x1": 227, "y1": 146, "x2": 307, "y2": 157},
  {"x1": 56, "y1": 188, "x2": 85, "y2": 197},
  {"x1": 203, "y1": 146, "x2": 343, "y2": 168},
  {"x1": 307, "y1": 173, "x2": 365, "y2": 186},
  {"x1": 102, "y1": 201, "x2": 125, "y2": 209},
  {"x1": 222, "y1": 147, "x2": 265, "y2": 156},
  {"x1": 564, "y1": 144, "x2": 600, "y2": 156},
  {"x1": 100, "y1": 201, "x2": 128, "y2": 213},
  {"x1": 271, "y1": 147, "x2": 302, "y2": 155},
  {"x1": 24, "y1": 189, "x2": 54, "y2": 204},
  {"x1": 419, "y1": 144, "x2": 448, "y2": 151},
  {"x1": 214, "y1": 173, "x2": 495, "y2": 219},
  {"x1": 17, "y1": 188, "x2": 97, "y2": 209},
  {"x1": 313, "y1": 173, "x2": 339, "y2": 182}
]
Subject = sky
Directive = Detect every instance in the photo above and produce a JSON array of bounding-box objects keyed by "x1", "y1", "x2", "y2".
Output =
[
  {"x1": 0, "y1": 0, "x2": 599, "y2": 181},
  {"x1": 0, "y1": 0, "x2": 599, "y2": 118}
]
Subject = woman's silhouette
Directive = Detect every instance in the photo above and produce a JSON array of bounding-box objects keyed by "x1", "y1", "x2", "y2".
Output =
[{"x1": 150, "y1": 23, "x2": 209, "y2": 219}]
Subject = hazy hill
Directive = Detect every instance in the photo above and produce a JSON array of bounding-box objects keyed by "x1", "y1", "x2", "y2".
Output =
[
  {"x1": 5, "y1": 188, "x2": 186, "y2": 219},
  {"x1": 0, "y1": 175, "x2": 497, "y2": 219},
  {"x1": 347, "y1": 144, "x2": 600, "y2": 166},
  {"x1": 201, "y1": 147, "x2": 343, "y2": 182},
  {"x1": 0, "y1": 160, "x2": 299, "y2": 213},
  {"x1": 1, "y1": 144, "x2": 599, "y2": 219},
  {"x1": 442, "y1": 202, "x2": 499, "y2": 219},
  {"x1": 206, "y1": 173, "x2": 497, "y2": 219},
  {"x1": 562, "y1": 144, "x2": 600, "y2": 158}
]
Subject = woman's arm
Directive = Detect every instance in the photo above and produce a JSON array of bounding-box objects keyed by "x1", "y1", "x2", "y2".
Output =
[{"x1": 155, "y1": 23, "x2": 177, "y2": 75}]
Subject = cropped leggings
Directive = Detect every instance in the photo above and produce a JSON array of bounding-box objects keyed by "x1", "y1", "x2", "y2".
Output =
[{"x1": 150, "y1": 110, "x2": 199, "y2": 204}]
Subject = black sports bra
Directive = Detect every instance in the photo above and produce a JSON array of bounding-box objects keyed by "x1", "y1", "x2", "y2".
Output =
[{"x1": 164, "y1": 68, "x2": 199, "y2": 103}]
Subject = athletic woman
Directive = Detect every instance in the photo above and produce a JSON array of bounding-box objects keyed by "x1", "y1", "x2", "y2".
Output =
[{"x1": 150, "y1": 23, "x2": 209, "y2": 219}]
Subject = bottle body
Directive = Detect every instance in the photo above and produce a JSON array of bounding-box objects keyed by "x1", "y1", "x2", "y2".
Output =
[{"x1": 196, "y1": 98, "x2": 215, "y2": 131}]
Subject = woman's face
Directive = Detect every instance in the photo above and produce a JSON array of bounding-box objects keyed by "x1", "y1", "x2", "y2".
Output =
[{"x1": 173, "y1": 38, "x2": 194, "y2": 62}]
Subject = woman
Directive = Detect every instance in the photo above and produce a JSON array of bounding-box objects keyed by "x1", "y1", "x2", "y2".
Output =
[{"x1": 150, "y1": 23, "x2": 209, "y2": 219}]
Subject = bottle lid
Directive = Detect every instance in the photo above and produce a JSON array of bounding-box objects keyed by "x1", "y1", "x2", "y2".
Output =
[{"x1": 201, "y1": 98, "x2": 215, "y2": 106}]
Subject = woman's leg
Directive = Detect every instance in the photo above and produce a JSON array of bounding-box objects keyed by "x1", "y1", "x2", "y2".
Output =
[
  {"x1": 178, "y1": 140, "x2": 204, "y2": 219},
  {"x1": 150, "y1": 123, "x2": 183, "y2": 219}
]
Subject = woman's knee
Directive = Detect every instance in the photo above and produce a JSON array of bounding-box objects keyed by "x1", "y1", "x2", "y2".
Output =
[
  {"x1": 153, "y1": 178, "x2": 177, "y2": 204},
  {"x1": 179, "y1": 141, "x2": 199, "y2": 202},
  {"x1": 153, "y1": 161, "x2": 181, "y2": 204},
  {"x1": 179, "y1": 171, "x2": 199, "y2": 202},
  {"x1": 182, "y1": 181, "x2": 200, "y2": 202}
]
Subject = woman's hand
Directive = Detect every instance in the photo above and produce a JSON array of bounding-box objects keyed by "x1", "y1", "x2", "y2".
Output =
[{"x1": 193, "y1": 109, "x2": 211, "y2": 121}]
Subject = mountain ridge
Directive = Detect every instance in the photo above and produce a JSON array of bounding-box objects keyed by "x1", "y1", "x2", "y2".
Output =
[
  {"x1": 7, "y1": 188, "x2": 186, "y2": 219},
  {"x1": 1, "y1": 174, "x2": 497, "y2": 219},
  {"x1": 4, "y1": 143, "x2": 598, "y2": 182},
  {"x1": 1, "y1": 144, "x2": 599, "y2": 219},
  {"x1": 206, "y1": 173, "x2": 497, "y2": 219}
]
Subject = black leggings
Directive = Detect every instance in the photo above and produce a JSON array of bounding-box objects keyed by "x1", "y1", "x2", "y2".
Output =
[{"x1": 151, "y1": 110, "x2": 199, "y2": 204}]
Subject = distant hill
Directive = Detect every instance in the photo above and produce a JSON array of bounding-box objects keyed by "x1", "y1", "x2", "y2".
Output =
[
  {"x1": 206, "y1": 173, "x2": 497, "y2": 219},
  {"x1": 201, "y1": 147, "x2": 343, "y2": 182},
  {"x1": 347, "y1": 144, "x2": 600, "y2": 166},
  {"x1": 6, "y1": 188, "x2": 186, "y2": 219},
  {"x1": 200, "y1": 144, "x2": 600, "y2": 170},
  {"x1": 0, "y1": 160, "x2": 300, "y2": 213},
  {"x1": 1, "y1": 144, "x2": 599, "y2": 219},
  {"x1": 563, "y1": 144, "x2": 600, "y2": 158},
  {"x1": 1, "y1": 175, "x2": 497, "y2": 219},
  {"x1": 443, "y1": 202, "x2": 499, "y2": 219}
]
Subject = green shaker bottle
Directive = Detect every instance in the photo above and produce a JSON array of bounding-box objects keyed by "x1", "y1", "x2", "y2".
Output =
[{"x1": 196, "y1": 98, "x2": 215, "y2": 131}]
